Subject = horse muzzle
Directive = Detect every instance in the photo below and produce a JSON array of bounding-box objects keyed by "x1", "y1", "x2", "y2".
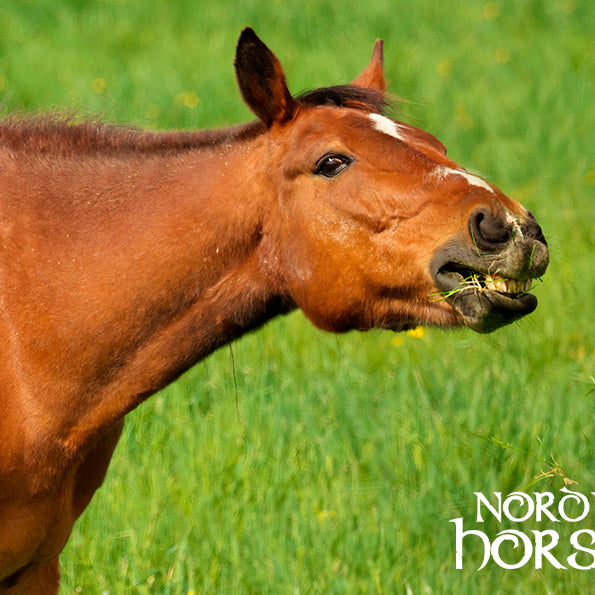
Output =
[{"x1": 430, "y1": 208, "x2": 549, "y2": 333}]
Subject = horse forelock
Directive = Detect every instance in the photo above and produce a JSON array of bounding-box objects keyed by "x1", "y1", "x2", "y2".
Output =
[{"x1": 297, "y1": 85, "x2": 387, "y2": 114}]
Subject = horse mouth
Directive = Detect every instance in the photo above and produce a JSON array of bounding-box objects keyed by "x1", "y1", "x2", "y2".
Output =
[{"x1": 432, "y1": 262, "x2": 538, "y2": 333}]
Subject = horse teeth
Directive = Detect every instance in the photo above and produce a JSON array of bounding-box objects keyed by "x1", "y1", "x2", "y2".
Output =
[{"x1": 484, "y1": 275, "x2": 531, "y2": 295}]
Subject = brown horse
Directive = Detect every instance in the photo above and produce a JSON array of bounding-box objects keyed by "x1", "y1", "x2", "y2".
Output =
[{"x1": 0, "y1": 29, "x2": 547, "y2": 592}]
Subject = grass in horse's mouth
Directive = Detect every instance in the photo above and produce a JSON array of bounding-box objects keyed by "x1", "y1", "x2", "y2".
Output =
[{"x1": 432, "y1": 263, "x2": 533, "y2": 301}]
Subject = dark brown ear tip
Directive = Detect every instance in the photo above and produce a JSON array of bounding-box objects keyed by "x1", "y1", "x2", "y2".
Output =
[
  {"x1": 237, "y1": 28, "x2": 260, "y2": 48},
  {"x1": 235, "y1": 29, "x2": 262, "y2": 72}
]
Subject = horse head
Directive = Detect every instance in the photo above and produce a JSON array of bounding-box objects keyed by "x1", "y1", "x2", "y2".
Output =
[{"x1": 235, "y1": 28, "x2": 548, "y2": 334}]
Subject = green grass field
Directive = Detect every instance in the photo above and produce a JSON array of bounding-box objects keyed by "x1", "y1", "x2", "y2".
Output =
[{"x1": 1, "y1": 1, "x2": 593, "y2": 592}]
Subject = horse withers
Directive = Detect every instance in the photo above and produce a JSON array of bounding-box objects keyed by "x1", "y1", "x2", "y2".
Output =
[{"x1": 0, "y1": 29, "x2": 548, "y2": 592}]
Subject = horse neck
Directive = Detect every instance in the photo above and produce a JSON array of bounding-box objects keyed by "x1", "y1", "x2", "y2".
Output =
[{"x1": 10, "y1": 130, "x2": 290, "y2": 455}]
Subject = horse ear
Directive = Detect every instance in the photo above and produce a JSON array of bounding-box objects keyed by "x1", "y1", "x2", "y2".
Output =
[
  {"x1": 235, "y1": 28, "x2": 298, "y2": 127},
  {"x1": 351, "y1": 40, "x2": 386, "y2": 92}
]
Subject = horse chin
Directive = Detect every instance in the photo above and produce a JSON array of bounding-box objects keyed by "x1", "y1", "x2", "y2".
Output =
[{"x1": 443, "y1": 287, "x2": 537, "y2": 333}]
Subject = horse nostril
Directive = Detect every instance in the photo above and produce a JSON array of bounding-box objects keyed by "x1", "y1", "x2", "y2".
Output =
[
  {"x1": 522, "y1": 211, "x2": 548, "y2": 246},
  {"x1": 469, "y1": 207, "x2": 512, "y2": 250}
]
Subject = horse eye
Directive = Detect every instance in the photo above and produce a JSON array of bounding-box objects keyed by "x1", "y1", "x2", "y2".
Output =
[{"x1": 314, "y1": 154, "x2": 352, "y2": 178}]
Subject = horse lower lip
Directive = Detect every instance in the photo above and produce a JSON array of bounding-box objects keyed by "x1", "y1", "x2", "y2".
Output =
[
  {"x1": 482, "y1": 288, "x2": 535, "y2": 304},
  {"x1": 448, "y1": 288, "x2": 538, "y2": 333}
]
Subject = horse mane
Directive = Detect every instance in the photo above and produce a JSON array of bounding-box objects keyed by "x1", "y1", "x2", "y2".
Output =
[
  {"x1": 0, "y1": 86, "x2": 386, "y2": 157},
  {"x1": 0, "y1": 114, "x2": 266, "y2": 156}
]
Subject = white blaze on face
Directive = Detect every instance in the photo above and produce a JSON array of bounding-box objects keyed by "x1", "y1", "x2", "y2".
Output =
[
  {"x1": 369, "y1": 114, "x2": 495, "y2": 194},
  {"x1": 369, "y1": 113, "x2": 408, "y2": 142},
  {"x1": 432, "y1": 165, "x2": 494, "y2": 194}
]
